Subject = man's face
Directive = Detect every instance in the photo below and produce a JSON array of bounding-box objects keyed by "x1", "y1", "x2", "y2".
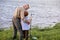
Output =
[{"x1": 23, "y1": 4, "x2": 29, "y2": 10}]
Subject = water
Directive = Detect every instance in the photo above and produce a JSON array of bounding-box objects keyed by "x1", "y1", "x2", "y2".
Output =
[{"x1": 0, "y1": 0, "x2": 60, "y2": 29}]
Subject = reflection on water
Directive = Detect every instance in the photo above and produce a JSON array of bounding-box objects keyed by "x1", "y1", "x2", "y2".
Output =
[{"x1": 0, "y1": 0, "x2": 60, "y2": 28}]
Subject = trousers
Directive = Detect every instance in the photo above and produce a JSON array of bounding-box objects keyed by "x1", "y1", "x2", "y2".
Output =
[{"x1": 12, "y1": 18, "x2": 23, "y2": 40}]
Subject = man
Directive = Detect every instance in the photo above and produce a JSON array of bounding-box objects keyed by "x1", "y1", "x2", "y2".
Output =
[{"x1": 12, "y1": 4, "x2": 29, "y2": 40}]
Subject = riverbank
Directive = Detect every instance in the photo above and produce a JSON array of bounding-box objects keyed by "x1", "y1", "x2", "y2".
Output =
[{"x1": 0, "y1": 23, "x2": 60, "y2": 40}]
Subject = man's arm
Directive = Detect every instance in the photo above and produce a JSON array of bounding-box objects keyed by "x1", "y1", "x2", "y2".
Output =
[
  {"x1": 24, "y1": 17, "x2": 32, "y2": 24},
  {"x1": 20, "y1": 9, "x2": 24, "y2": 20},
  {"x1": 17, "y1": 7, "x2": 21, "y2": 18},
  {"x1": 20, "y1": 8, "x2": 32, "y2": 23},
  {"x1": 20, "y1": 10, "x2": 30, "y2": 23}
]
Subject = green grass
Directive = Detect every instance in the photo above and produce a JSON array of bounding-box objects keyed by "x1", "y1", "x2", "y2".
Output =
[{"x1": 0, "y1": 23, "x2": 60, "y2": 40}]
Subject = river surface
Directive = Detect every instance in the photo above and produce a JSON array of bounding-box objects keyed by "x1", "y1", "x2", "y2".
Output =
[{"x1": 0, "y1": 0, "x2": 60, "y2": 29}]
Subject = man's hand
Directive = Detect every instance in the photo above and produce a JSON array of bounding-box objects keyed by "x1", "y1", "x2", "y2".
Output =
[
  {"x1": 26, "y1": 21, "x2": 30, "y2": 25},
  {"x1": 29, "y1": 16, "x2": 32, "y2": 23}
]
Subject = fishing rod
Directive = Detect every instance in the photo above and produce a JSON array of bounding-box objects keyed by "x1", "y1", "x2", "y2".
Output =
[{"x1": 30, "y1": 13, "x2": 37, "y2": 40}]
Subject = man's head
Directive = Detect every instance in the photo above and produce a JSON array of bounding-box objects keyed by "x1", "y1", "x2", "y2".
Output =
[{"x1": 23, "y1": 4, "x2": 29, "y2": 10}]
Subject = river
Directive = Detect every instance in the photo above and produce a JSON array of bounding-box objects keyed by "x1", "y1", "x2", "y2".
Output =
[{"x1": 0, "y1": 0, "x2": 60, "y2": 29}]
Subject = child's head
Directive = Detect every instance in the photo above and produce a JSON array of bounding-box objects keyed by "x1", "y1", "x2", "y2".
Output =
[{"x1": 24, "y1": 11, "x2": 28, "y2": 17}]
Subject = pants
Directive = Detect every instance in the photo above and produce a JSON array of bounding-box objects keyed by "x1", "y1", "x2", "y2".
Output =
[
  {"x1": 22, "y1": 30, "x2": 29, "y2": 40},
  {"x1": 12, "y1": 18, "x2": 23, "y2": 40}
]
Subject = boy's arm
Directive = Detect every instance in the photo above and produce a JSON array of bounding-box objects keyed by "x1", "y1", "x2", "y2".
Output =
[{"x1": 25, "y1": 17, "x2": 32, "y2": 24}]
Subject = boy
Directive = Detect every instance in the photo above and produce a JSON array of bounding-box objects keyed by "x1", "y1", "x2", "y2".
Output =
[{"x1": 21, "y1": 11, "x2": 32, "y2": 40}]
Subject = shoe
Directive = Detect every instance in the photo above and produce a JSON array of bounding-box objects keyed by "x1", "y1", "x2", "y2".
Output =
[{"x1": 12, "y1": 37, "x2": 16, "y2": 40}]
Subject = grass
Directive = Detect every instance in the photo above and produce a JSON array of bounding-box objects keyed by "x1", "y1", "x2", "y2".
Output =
[{"x1": 0, "y1": 23, "x2": 60, "y2": 40}]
